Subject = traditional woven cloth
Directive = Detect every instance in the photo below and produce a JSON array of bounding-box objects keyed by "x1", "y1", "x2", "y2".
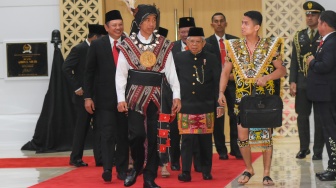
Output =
[
  {"x1": 248, "y1": 128, "x2": 273, "y2": 150},
  {"x1": 118, "y1": 32, "x2": 174, "y2": 158},
  {"x1": 225, "y1": 37, "x2": 283, "y2": 150},
  {"x1": 177, "y1": 112, "x2": 214, "y2": 134}
]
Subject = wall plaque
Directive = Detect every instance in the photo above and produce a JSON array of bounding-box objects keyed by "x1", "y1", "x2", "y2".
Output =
[{"x1": 6, "y1": 42, "x2": 48, "y2": 78}]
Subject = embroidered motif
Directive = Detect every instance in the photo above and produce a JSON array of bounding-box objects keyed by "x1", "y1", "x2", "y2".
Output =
[
  {"x1": 248, "y1": 128, "x2": 273, "y2": 150},
  {"x1": 238, "y1": 139, "x2": 249, "y2": 148},
  {"x1": 225, "y1": 37, "x2": 284, "y2": 113},
  {"x1": 177, "y1": 112, "x2": 214, "y2": 134}
]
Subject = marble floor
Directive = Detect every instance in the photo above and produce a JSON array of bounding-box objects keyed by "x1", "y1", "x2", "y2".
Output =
[{"x1": 0, "y1": 115, "x2": 335, "y2": 188}]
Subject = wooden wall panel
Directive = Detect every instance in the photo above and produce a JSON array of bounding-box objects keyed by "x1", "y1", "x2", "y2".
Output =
[{"x1": 104, "y1": 0, "x2": 262, "y2": 41}]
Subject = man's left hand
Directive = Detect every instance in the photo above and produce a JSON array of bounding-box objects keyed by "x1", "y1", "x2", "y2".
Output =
[
  {"x1": 171, "y1": 98, "x2": 181, "y2": 115},
  {"x1": 307, "y1": 55, "x2": 314, "y2": 65}
]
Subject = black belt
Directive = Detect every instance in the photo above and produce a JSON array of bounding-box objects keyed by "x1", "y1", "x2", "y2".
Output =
[{"x1": 127, "y1": 69, "x2": 163, "y2": 86}]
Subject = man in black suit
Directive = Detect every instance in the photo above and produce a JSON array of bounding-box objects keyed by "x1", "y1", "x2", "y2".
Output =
[
  {"x1": 306, "y1": 10, "x2": 336, "y2": 181},
  {"x1": 289, "y1": 1, "x2": 325, "y2": 160},
  {"x1": 63, "y1": 24, "x2": 106, "y2": 167},
  {"x1": 206, "y1": 12, "x2": 241, "y2": 160},
  {"x1": 84, "y1": 10, "x2": 129, "y2": 183},
  {"x1": 170, "y1": 17, "x2": 203, "y2": 172}
]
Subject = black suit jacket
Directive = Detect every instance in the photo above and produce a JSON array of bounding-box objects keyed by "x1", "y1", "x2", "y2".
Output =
[
  {"x1": 205, "y1": 34, "x2": 239, "y2": 66},
  {"x1": 84, "y1": 35, "x2": 125, "y2": 110},
  {"x1": 62, "y1": 41, "x2": 89, "y2": 105},
  {"x1": 307, "y1": 32, "x2": 336, "y2": 102},
  {"x1": 206, "y1": 34, "x2": 238, "y2": 87}
]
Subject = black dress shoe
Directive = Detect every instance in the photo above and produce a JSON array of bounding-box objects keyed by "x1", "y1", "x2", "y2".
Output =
[
  {"x1": 69, "y1": 159, "x2": 88, "y2": 167},
  {"x1": 178, "y1": 172, "x2": 191, "y2": 182},
  {"x1": 312, "y1": 154, "x2": 322, "y2": 160},
  {"x1": 316, "y1": 170, "x2": 329, "y2": 178},
  {"x1": 143, "y1": 180, "x2": 161, "y2": 188},
  {"x1": 295, "y1": 149, "x2": 310, "y2": 159},
  {"x1": 102, "y1": 170, "x2": 112, "y2": 182},
  {"x1": 124, "y1": 168, "x2": 138, "y2": 187},
  {"x1": 117, "y1": 172, "x2": 127, "y2": 180},
  {"x1": 219, "y1": 153, "x2": 229, "y2": 160},
  {"x1": 171, "y1": 164, "x2": 180, "y2": 171},
  {"x1": 318, "y1": 171, "x2": 336, "y2": 181},
  {"x1": 202, "y1": 173, "x2": 213, "y2": 180}
]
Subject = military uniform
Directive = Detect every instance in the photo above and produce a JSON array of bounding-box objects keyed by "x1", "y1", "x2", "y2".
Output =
[{"x1": 289, "y1": 0, "x2": 325, "y2": 159}]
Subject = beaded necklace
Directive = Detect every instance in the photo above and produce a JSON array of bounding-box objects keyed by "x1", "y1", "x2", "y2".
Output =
[{"x1": 129, "y1": 30, "x2": 160, "y2": 51}]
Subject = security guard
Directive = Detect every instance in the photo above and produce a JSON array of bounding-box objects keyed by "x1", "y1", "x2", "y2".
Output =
[{"x1": 289, "y1": 1, "x2": 325, "y2": 160}]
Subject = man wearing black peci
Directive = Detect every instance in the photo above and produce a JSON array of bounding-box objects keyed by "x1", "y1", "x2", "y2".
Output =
[
  {"x1": 84, "y1": 10, "x2": 129, "y2": 182},
  {"x1": 116, "y1": 4, "x2": 181, "y2": 188}
]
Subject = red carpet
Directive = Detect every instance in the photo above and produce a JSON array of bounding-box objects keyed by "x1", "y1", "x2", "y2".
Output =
[
  {"x1": 0, "y1": 156, "x2": 95, "y2": 168},
  {"x1": 24, "y1": 153, "x2": 262, "y2": 188}
]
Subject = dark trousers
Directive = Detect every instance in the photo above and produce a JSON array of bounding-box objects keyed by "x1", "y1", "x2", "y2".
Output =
[
  {"x1": 224, "y1": 81, "x2": 240, "y2": 155},
  {"x1": 181, "y1": 134, "x2": 212, "y2": 174},
  {"x1": 96, "y1": 108, "x2": 129, "y2": 173},
  {"x1": 128, "y1": 102, "x2": 159, "y2": 181},
  {"x1": 296, "y1": 88, "x2": 324, "y2": 154},
  {"x1": 70, "y1": 105, "x2": 92, "y2": 162},
  {"x1": 313, "y1": 101, "x2": 336, "y2": 169},
  {"x1": 169, "y1": 118, "x2": 180, "y2": 166},
  {"x1": 213, "y1": 115, "x2": 227, "y2": 155},
  {"x1": 91, "y1": 114, "x2": 102, "y2": 165},
  {"x1": 170, "y1": 117, "x2": 201, "y2": 169}
]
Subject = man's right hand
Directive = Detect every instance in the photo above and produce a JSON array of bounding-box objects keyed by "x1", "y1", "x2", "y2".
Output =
[
  {"x1": 85, "y1": 99, "x2": 95, "y2": 114},
  {"x1": 117, "y1": 101, "x2": 128, "y2": 113},
  {"x1": 290, "y1": 82, "x2": 296, "y2": 97}
]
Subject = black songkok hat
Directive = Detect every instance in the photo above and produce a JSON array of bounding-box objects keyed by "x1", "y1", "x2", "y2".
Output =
[
  {"x1": 179, "y1": 17, "x2": 195, "y2": 28},
  {"x1": 188, "y1": 27, "x2": 204, "y2": 37},
  {"x1": 88, "y1": 24, "x2": 107, "y2": 35},
  {"x1": 133, "y1": 4, "x2": 158, "y2": 27},
  {"x1": 158, "y1": 27, "x2": 168, "y2": 37},
  {"x1": 303, "y1": 1, "x2": 325, "y2": 15},
  {"x1": 244, "y1": 11, "x2": 263, "y2": 26},
  {"x1": 105, "y1": 10, "x2": 123, "y2": 23}
]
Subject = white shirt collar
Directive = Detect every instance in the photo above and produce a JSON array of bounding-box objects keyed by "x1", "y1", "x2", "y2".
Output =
[
  {"x1": 85, "y1": 38, "x2": 90, "y2": 46},
  {"x1": 322, "y1": 31, "x2": 336, "y2": 41},
  {"x1": 137, "y1": 31, "x2": 153, "y2": 44},
  {"x1": 108, "y1": 35, "x2": 121, "y2": 47},
  {"x1": 181, "y1": 40, "x2": 187, "y2": 51},
  {"x1": 215, "y1": 33, "x2": 226, "y2": 41}
]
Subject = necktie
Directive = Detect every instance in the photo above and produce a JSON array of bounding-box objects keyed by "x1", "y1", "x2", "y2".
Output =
[
  {"x1": 219, "y1": 39, "x2": 226, "y2": 65},
  {"x1": 112, "y1": 40, "x2": 119, "y2": 66},
  {"x1": 318, "y1": 39, "x2": 324, "y2": 48},
  {"x1": 184, "y1": 46, "x2": 189, "y2": 51},
  {"x1": 309, "y1": 30, "x2": 314, "y2": 41}
]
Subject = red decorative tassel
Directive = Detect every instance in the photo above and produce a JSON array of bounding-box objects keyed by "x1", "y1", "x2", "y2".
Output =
[
  {"x1": 159, "y1": 113, "x2": 170, "y2": 122},
  {"x1": 166, "y1": 139, "x2": 171, "y2": 147},
  {"x1": 158, "y1": 129, "x2": 169, "y2": 138},
  {"x1": 159, "y1": 144, "x2": 166, "y2": 153}
]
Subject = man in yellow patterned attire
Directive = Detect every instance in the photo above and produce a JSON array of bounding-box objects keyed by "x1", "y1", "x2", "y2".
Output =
[{"x1": 218, "y1": 11, "x2": 286, "y2": 186}]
